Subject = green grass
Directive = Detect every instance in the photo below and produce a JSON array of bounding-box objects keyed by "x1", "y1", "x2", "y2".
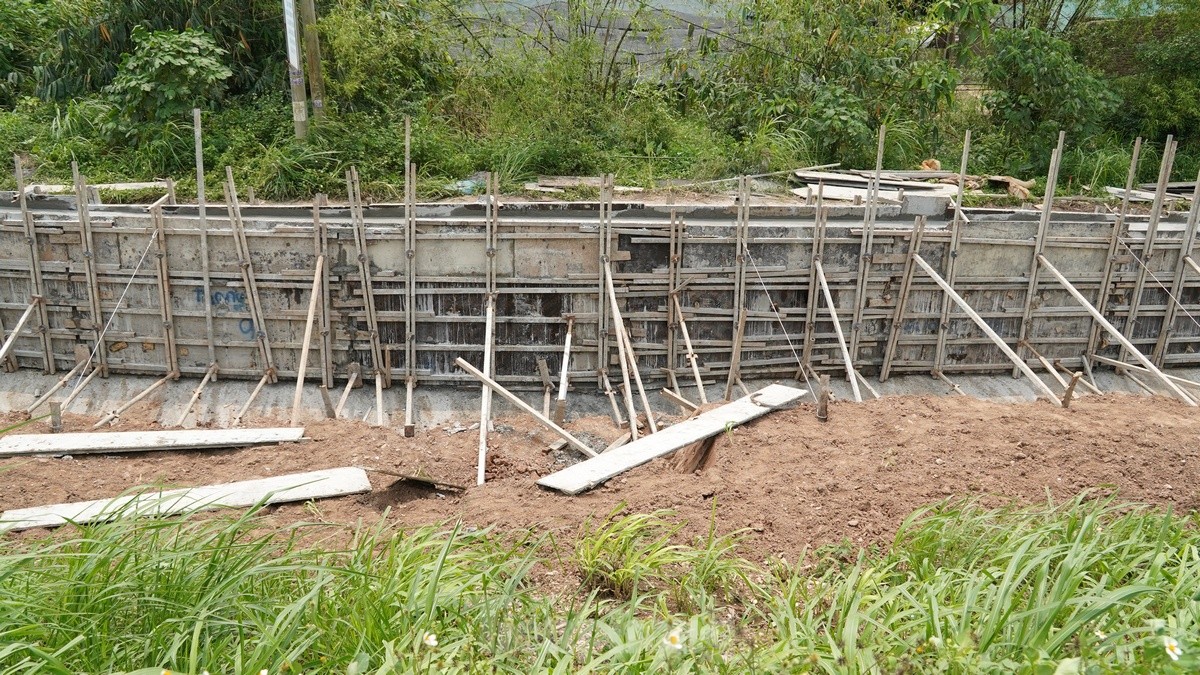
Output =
[{"x1": 0, "y1": 494, "x2": 1197, "y2": 673}]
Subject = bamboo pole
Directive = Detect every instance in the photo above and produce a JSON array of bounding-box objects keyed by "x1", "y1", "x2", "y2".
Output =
[
  {"x1": 0, "y1": 300, "x2": 39, "y2": 364},
  {"x1": 601, "y1": 371, "x2": 625, "y2": 428},
  {"x1": 1152, "y1": 168, "x2": 1200, "y2": 365},
  {"x1": 61, "y1": 366, "x2": 102, "y2": 413},
  {"x1": 934, "y1": 131, "x2": 972, "y2": 377},
  {"x1": 1036, "y1": 254, "x2": 1194, "y2": 405},
  {"x1": 1013, "y1": 130, "x2": 1065, "y2": 379},
  {"x1": 814, "y1": 260, "x2": 863, "y2": 403},
  {"x1": 14, "y1": 154, "x2": 55, "y2": 373},
  {"x1": 234, "y1": 372, "x2": 272, "y2": 426},
  {"x1": 1062, "y1": 372, "x2": 1083, "y2": 408},
  {"x1": 913, "y1": 254, "x2": 1061, "y2": 402},
  {"x1": 347, "y1": 167, "x2": 386, "y2": 388},
  {"x1": 150, "y1": 204, "x2": 179, "y2": 376},
  {"x1": 879, "y1": 217, "x2": 925, "y2": 382},
  {"x1": 1084, "y1": 138, "x2": 1141, "y2": 364},
  {"x1": 282, "y1": 0, "x2": 309, "y2": 138},
  {"x1": 175, "y1": 363, "x2": 218, "y2": 427},
  {"x1": 1120, "y1": 137, "x2": 1175, "y2": 366},
  {"x1": 375, "y1": 371, "x2": 384, "y2": 427},
  {"x1": 72, "y1": 162, "x2": 108, "y2": 376},
  {"x1": 298, "y1": 0, "x2": 326, "y2": 120},
  {"x1": 25, "y1": 360, "x2": 86, "y2": 414},
  {"x1": 334, "y1": 370, "x2": 359, "y2": 418},
  {"x1": 1089, "y1": 353, "x2": 1200, "y2": 393},
  {"x1": 723, "y1": 307, "x2": 748, "y2": 401},
  {"x1": 672, "y1": 295, "x2": 708, "y2": 404},
  {"x1": 224, "y1": 169, "x2": 274, "y2": 379},
  {"x1": 456, "y1": 357, "x2": 597, "y2": 458},
  {"x1": 1055, "y1": 361, "x2": 1103, "y2": 396},
  {"x1": 93, "y1": 375, "x2": 172, "y2": 428},
  {"x1": 290, "y1": 255, "x2": 324, "y2": 427},
  {"x1": 606, "y1": 263, "x2": 656, "y2": 433},
  {"x1": 193, "y1": 109, "x2": 217, "y2": 365},
  {"x1": 554, "y1": 316, "x2": 574, "y2": 425},
  {"x1": 478, "y1": 295, "x2": 495, "y2": 485},
  {"x1": 850, "y1": 126, "x2": 886, "y2": 362}
]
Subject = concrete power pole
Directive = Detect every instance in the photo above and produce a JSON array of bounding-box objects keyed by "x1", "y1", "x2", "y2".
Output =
[
  {"x1": 282, "y1": 0, "x2": 309, "y2": 138},
  {"x1": 299, "y1": 0, "x2": 326, "y2": 121}
]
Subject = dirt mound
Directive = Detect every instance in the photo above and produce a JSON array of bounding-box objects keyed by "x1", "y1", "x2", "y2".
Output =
[{"x1": 1, "y1": 394, "x2": 1197, "y2": 560}]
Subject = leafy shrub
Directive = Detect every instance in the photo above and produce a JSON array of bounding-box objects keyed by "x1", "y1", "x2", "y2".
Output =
[
  {"x1": 981, "y1": 29, "x2": 1117, "y2": 145},
  {"x1": 104, "y1": 27, "x2": 232, "y2": 127}
]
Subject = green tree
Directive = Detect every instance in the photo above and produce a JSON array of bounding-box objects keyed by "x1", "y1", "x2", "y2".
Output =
[{"x1": 104, "y1": 26, "x2": 232, "y2": 125}]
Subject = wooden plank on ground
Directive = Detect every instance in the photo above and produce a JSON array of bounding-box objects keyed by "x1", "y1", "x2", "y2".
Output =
[
  {"x1": 536, "y1": 384, "x2": 806, "y2": 495},
  {"x1": 0, "y1": 427, "x2": 307, "y2": 457},
  {"x1": 0, "y1": 467, "x2": 371, "y2": 532}
]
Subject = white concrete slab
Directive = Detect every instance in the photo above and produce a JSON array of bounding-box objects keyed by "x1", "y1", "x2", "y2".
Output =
[{"x1": 0, "y1": 427, "x2": 306, "y2": 457}]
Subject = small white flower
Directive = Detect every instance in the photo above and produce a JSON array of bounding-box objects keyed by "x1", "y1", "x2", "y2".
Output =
[
  {"x1": 260, "y1": 670, "x2": 268, "y2": 675},
  {"x1": 423, "y1": 631, "x2": 439, "y2": 648},
  {"x1": 1094, "y1": 629, "x2": 1107, "y2": 640},
  {"x1": 663, "y1": 628, "x2": 684, "y2": 651},
  {"x1": 927, "y1": 636, "x2": 943, "y2": 650},
  {"x1": 1164, "y1": 636, "x2": 1182, "y2": 661}
]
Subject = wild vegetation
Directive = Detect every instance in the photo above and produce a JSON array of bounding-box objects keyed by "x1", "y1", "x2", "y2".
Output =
[
  {"x1": 1, "y1": 0, "x2": 1198, "y2": 201},
  {"x1": 0, "y1": 495, "x2": 1196, "y2": 672}
]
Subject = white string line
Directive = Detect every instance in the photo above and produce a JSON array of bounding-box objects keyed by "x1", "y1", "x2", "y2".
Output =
[
  {"x1": 1118, "y1": 238, "x2": 1200, "y2": 334},
  {"x1": 64, "y1": 228, "x2": 160, "y2": 406},
  {"x1": 742, "y1": 242, "x2": 815, "y2": 398}
]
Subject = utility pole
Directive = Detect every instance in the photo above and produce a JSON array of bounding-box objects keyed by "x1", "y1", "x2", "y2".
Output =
[
  {"x1": 299, "y1": 0, "x2": 326, "y2": 121},
  {"x1": 282, "y1": 0, "x2": 308, "y2": 138}
]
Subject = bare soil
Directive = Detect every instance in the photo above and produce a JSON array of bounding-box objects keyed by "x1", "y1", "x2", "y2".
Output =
[{"x1": 1, "y1": 394, "x2": 1197, "y2": 560}]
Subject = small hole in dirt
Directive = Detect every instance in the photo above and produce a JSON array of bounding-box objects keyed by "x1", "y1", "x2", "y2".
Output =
[{"x1": 367, "y1": 479, "x2": 445, "y2": 510}]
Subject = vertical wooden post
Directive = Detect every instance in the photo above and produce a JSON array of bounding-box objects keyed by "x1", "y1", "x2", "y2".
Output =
[
  {"x1": 298, "y1": 0, "x2": 325, "y2": 120},
  {"x1": 224, "y1": 169, "x2": 275, "y2": 380},
  {"x1": 12, "y1": 155, "x2": 54, "y2": 373},
  {"x1": 1151, "y1": 167, "x2": 1200, "y2": 365},
  {"x1": 72, "y1": 162, "x2": 108, "y2": 377},
  {"x1": 151, "y1": 204, "x2": 179, "y2": 376},
  {"x1": 879, "y1": 217, "x2": 926, "y2": 382},
  {"x1": 816, "y1": 374, "x2": 830, "y2": 422},
  {"x1": 403, "y1": 119, "x2": 418, "y2": 436},
  {"x1": 282, "y1": 0, "x2": 309, "y2": 138},
  {"x1": 193, "y1": 109, "x2": 217, "y2": 366},
  {"x1": 478, "y1": 294, "x2": 495, "y2": 485},
  {"x1": 1119, "y1": 136, "x2": 1175, "y2": 366},
  {"x1": 801, "y1": 191, "x2": 826, "y2": 369},
  {"x1": 604, "y1": 264, "x2": 640, "y2": 438},
  {"x1": 311, "y1": 197, "x2": 334, "y2": 387},
  {"x1": 849, "y1": 126, "x2": 886, "y2": 365},
  {"x1": 50, "y1": 401, "x2": 62, "y2": 433},
  {"x1": 665, "y1": 210, "x2": 681, "y2": 393},
  {"x1": 596, "y1": 174, "x2": 612, "y2": 388},
  {"x1": 1013, "y1": 130, "x2": 1065, "y2": 378},
  {"x1": 814, "y1": 260, "x2": 863, "y2": 403},
  {"x1": 934, "y1": 131, "x2": 972, "y2": 377},
  {"x1": 1085, "y1": 138, "x2": 1142, "y2": 364},
  {"x1": 1062, "y1": 372, "x2": 1083, "y2": 408}
]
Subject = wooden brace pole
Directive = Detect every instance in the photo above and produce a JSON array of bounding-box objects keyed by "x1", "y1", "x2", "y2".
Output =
[
  {"x1": 455, "y1": 357, "x2": 597, "y2": 458},
  {"x1": 93, "y1": 375, "x2": 172, "y2": 429},
  {"x1": 175, "y1": 363, "x2": 219, "y2": 427},
  {"x1": 290, "y1": 255, "x2": 324, "y2": 427},
  {"x1": 1036, "y1": 254, "x2": 1194, "y2": 405},
  {"x1": 913, "y1": 254, "x2": 1061, "y2": 403},
  {"x1": 814, "y1": 260, "x2": 863, "y2": 403}
]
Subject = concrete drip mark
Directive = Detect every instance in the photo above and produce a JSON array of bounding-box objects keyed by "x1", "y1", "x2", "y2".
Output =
[{"x1": 67, "y1": 229, "x2": 161, "y2": 405}]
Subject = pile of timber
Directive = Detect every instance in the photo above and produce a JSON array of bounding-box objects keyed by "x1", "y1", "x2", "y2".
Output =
[
  {"x1": 0, "y1": 427, "x2": 374, "y2": 533},
  {"x1": 789, "y1": 170, "x2": 960, "y2": 203}
]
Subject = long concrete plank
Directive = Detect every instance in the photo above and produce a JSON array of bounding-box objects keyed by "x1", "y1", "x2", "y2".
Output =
[
  {"x1": 0, "y1": 467, "x2": 372, "y2": 532},
  {"x1": 0, "y1": 428, "x2": 306, "y2": 457},
  {"x1": 537, "y1": 384, "x2": 806, "y2": 495}
]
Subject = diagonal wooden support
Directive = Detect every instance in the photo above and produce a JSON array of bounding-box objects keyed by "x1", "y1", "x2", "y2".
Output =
[
  {"x1": 914, "y1": 254, "x2": 1061, "y2": 403},
  {"x1": 0, "y1": 299, "x2": 40, "y2": 365},
  {"x1": 233, "y1": 372, "x2": 273, "y2": 426},
  {"x1": 673, "y1": 295, "x2": 707, "y2": 405},
  {"x1": 175, "y1": 363, "x2": 218, "y2": 427},
  {"x1": 455, "y1": 357, "x2": 597, "y2": 459},
  {"x1": 290, "y1": 255, "x2": 324, "y2": 427},
  {"x1": 814, "y1": 260, "x2": 863, "y2": 402},
  {"x1": 94, "y1": 374, "x2": 173, "y2": 429},
  {"x1": 346, "y1": 167, "x2": 387, "y2": 389},
  {"x1": 606, "y1": 263, "x2": 657, "y2": 433},
  {"x1": 1037, "y1": 254, "x2": 1194, "y2": 406},
  {"x1": 25, "y1": 360, "x2": 86, "y2": 415}
]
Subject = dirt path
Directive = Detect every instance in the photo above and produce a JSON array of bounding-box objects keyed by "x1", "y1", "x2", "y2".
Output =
[{"x1": 1, "y1": 394, "x2": 1196, "y2": 559}]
